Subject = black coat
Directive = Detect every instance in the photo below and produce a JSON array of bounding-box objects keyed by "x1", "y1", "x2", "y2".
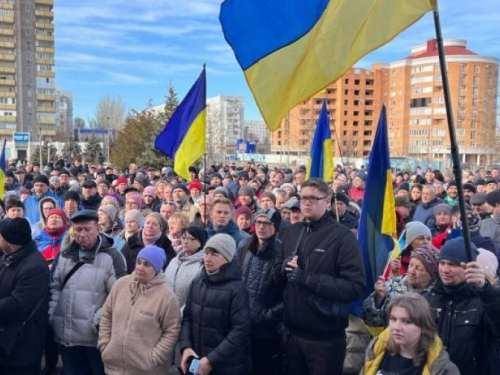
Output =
[
  {"x1": 0, "y1": 241, "x2": 49, "y2": 367},
  {"x1": 423, "y1": 280, "x2": 500, "y2": 375},
  {"x1": 331, "y1": 210, "x2": 359, "y2": 230},
  {"x1": 281, "y1": 213, "x2": 366, "y2": 339},
  {"x1": 81, "y1": 194, "x2": 102, "y2": 211},
  {"x1": 180, "y1": 261, "x2": 251, "y2": 375},
  {"x1": 239, "y1": 235, "x2": 284, "y2": 339},
  {"x1": 121, "y1": 230, "x2": 175, "y2": 274}
]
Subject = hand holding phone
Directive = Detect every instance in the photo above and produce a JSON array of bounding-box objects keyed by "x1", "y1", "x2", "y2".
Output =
[{"x1": 189, "y1": 358, "x2": 201, "y2": 374}]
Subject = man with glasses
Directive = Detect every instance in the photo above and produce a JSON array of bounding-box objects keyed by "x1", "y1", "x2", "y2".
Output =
[
  {"x1": 239, "y1": 208, "x2": 284, "y2": 375},
  {"x1": 280, "y1": 179, "x2": 365, "y2": 375}
]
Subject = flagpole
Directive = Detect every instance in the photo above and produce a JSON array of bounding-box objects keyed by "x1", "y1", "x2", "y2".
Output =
[{"x1": 433, "y1": 4, "x2": 473, "y2": 262}]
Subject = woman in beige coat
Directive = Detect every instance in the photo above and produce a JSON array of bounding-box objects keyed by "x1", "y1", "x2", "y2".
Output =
[{"x1": 98, "y1": 245, "x2": 181, "y2": 375}]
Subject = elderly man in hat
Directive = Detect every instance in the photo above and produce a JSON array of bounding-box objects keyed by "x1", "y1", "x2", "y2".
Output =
[
  {"x1": 0, "y1": 218, "x2": 49, "y2": 374},
  {"x1": 423, "y1": 237, "x2": 500, "y2": 375},
  {"x1": 49, "y1": 210, "x2": 126, "y2": 375},
  {"x1": 331, "y1": 192, "x2": 358, "y2": 231}
]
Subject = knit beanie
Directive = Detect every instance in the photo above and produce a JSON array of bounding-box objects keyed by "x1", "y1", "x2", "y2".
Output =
[
  {"x1": 235, "y1": 205, "x2": 253, "y2": 219},
  {"x1": 125, "y1": 192, "x2": 143, "y2": 208},
  {"x1": 411, "y1": 244, "x2": 439, "y2": 280},
  {"x1": 260, "y1": 192, "x2": 276, "y2": 204},
  {"x1": 0, "y1": 218, "x2": 32, "y2": 246},
  {"x1": 145, "y1": 212, "x2": 167, "y2": 233},
  {"x1": 49, "y1": 176, "x2": 60, "y2": 184},
  {"x1": 172, "y1": 184, "x2": 189, "y2": 195},
  {"x1": 332, "y1": 192, "x2": 350, "y2": 205},
  {"x1": 238, "y1": 186, "x2": 255, "y2": 199},
  {"x1": 143, "y1": 186, "x2": 156, "y2": 198},
  {"x1": 134, "y1": 175, "x2": 149, "y2": 188},
  {"x1": 398, "y1": 182, "x2": 410, "y2": 192},
  {"x1": 34, "y1": 174, "x2": 49, "y2": 186},
  {"x1": 404, "y1": 221, "x2": 432, "y2": 250},
  {"x1": 433, "y1": 203, "x2": 451, "y2": 216},
  {"x1": 439, "y1": 237, "x2": 478, "y2": 264},
  {"x1": 477, "y1": 248, "x2": 498, "y2": 282},
  {"x1": 463, "y1": 183, "x2": 477, "y2": 193},
  {"x1": 116, "y1": 177, "x2": 128, "y2": 186},
  {"x1": 280, "y1": 183, "x2": 296, "y2": 193},
  {"x1": 204, "y1": 233, "x2": 237, "y2": 262},
  {"x1": 137, "y1": 245, "x2": 166, "y2": 273},
  {"x1": 98, "y1": 205, "x2": 118, "y2": 222},
  {"x1": 185, "y1": 226, "x2": 208, "y2": 249},
  {"x1": 254, "y1": 208, "x2": 282, "y2": 232},
  {"x1": 125, "y1": 209, "x2": 143, "y2": 227},
  {"x1": 188, "y1": 181, "x2": 203, "y2": 192},
  {"x1": 47, "y1": 208, "x2": 70, "y2": 226},
  {"x1": 214, "y1": 186, "x2": 229, "y2": 198}
]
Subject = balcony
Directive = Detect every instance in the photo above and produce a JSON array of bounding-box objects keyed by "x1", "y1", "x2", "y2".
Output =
[
  {"x1": 35, "y1": 10, "x2": 54, "y2": 18},
  {"x1": 38, "y1": 118, "x2": 56, "y2": 125},
  {"x1": 35, "y1": 0, "x2": 54, "y2": 5},
  {"x1": 0, "y1": 54, "x2": 14, "y2": 62},
  {"x1": 0, "y1": 115, "x2": 16, "y2": 122},
  {"x1": 36, "y1": 71, "x2": 55, "y2": 78},
  {"x1": 0, "y1": 28, "x2": 14, "y2": 36},
  {"x1": 0, "y1": 2, "x2": 14, "y2": 10},
  {"x1": 0, "y1": 41, "x2": 14, "y2": 49},
  {"x1": 36, "y1": 94, "x2": 55, "y2": 101},
  {"x1": 36, "y1": 58, "x2": 55, "y2": 65},
  {"x1": 0, "y1": 66, "x2": 15, "y2": 74},
  {"x1": 38, "y1": 106, "x2": 56, "y2": 113},
  {"x1": 0, "y1": 92, "x2": 15, "y2": 98},
  {"x1": 0, "y1": 79, "x2": 15, "y2": 86},
  {"x1": 0, "y1": 16, "x2": 14, "y2": 24},
  {"x1": 36, "y1": 34, "x2": 54, "y2": 42},
  {"x1": 0, "y1": 104, "x2": 15, "y2": 111},
  {"x1": 36, "y1": 22, "x2": 54, "y2": 30},
  {"x1": 35, "y1": 47, "x2": 55, "y2": 54}
]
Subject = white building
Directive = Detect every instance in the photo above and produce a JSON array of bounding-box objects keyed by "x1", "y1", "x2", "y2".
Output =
[
  {"x1": 206, "y1": 96, "x2": 245, "y2": 160},
  {"x1": 244, "y1": 120, "x2": 271, "y2": 152}
]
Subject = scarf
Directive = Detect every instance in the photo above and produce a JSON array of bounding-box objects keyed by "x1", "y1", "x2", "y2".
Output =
[{"x1": 142, "y1": 230, "x2": 162, "y2": 246}]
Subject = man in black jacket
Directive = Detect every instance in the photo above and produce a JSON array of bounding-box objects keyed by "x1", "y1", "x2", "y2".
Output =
[
  {"x1": 330, "y1": 192, "x2": 358, "y2": 230},
  {"x1": 281, "y1": 179, "x2": 366, "y2": 375},
  {"x1": 423, "y1": 237, "x2": 500, "y2": 374},
  {"x1": 0, "y1": 218, "x2": 49, "y2": 375}
]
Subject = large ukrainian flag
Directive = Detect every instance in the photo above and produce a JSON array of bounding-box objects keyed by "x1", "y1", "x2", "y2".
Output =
[
  {"x1": 358, "y1": 106, "x2": 397, "y2": 293},
  {"x1": 306, "y1": 100, "x2": 333, "y2": 181},
  {"x1": 220, "y1": 0, "x2": 436, "y2": 131},
  {"x1": 155, "y1": 68, "x2": 206, "y2": 180},
  {"x1": 0, "y1": 140, "x2": 6, "y2": 199}
]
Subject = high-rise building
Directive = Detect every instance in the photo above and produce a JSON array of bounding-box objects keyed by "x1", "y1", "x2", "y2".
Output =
[
  {"x1": 0, "y1": 0, "x2": 56, "y2": 143},
  {"x1": 244, "y1": 120, "x2": 270, "y2": 153},
  {"x1": 206, "y1": 95, "x2": 244, "y2": 160},
  {"x1": 55, "y1": 85, "x2": 73, "y2": 135},
  {"x1": 272, "y1": 39, "x2": 498, "y2": 167}
]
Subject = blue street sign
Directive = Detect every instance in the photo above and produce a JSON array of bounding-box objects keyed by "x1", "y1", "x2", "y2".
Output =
[{"x1": 14, "y1": 132, "x2": 30, "y2": 143}]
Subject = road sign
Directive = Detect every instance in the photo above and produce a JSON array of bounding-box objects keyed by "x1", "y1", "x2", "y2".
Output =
[{"x1": 14, "y1": 132, "x2": 30, "y2": 149}]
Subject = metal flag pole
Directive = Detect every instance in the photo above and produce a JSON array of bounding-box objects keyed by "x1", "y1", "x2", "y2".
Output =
[{"x1": 433, "y1": 3, "x2": 473, "y2": 261}]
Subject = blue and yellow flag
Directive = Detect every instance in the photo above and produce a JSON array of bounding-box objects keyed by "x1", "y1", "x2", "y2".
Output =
[
  {"x1": 358, "y1": 106, "x2": 397, "y2": 293},
  {"x1": 306, "y1": 100, "x2": 333, "y2": 181},
  {"x1": 0, "y1": 139, "x2": 6, "y2": 199},
  {"x1": 220, "y1": 0, "x2": 435, "y2": 131},
  {"x1": 155, "y1": 68, "x2": 206, "y2": 180}
]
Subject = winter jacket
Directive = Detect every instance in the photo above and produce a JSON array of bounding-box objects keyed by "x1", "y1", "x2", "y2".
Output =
[
  {"x1": 281, "y1": 213, "x2": 366, "y2": 340},
  {"x1": 239, "y1": 235, "x2": 284, "y2": 339},
  {"x1": 362, "y1": 328, "x2": 460, "y2": 375},
  {"x1": 206, "y1": 220, "x2": 251, "y2": 250},
  {"x1": 179, "y1": 200, "x2": 199, "y2": 223},
  {"x1": 81, "y1": 193, "x2": 102, "y2": 211},
  {"x1": 180, "y1": 261, "x2": 251, "y2": 375},
  {"x1": 34, "y1": 225, "x2": 70, "y2": 262},
  {"x1": 480, "y1": 213, "x2": 500, "y2": 249},
  {"x1": 343, "y1": 316, "x2": 371, "y2": 375},
  {"x1": 49, "y1": 234, "x2": 127, "y2": 347},
  {"x1": 98, "y1": 273, "x2": 181, "y2": 375},
  {"x1": 423, "y1": 280, "x2": 500, "y2": 374},
  {"x1": 31, "y1": 196, "x2": 59, "y2": 238},
  {"x1": 362, "y1": 275, "x2": 434, "y2": 327},
  {"x1": 24, "y1": 191, "x2": 63, "y2": 225},
  {"x1": 164, "y1": 249, "x2": 204, "y2": 310},
  {"x1": 331, "y1": 210, "x2": 358, "y2": 230},
  {"x1": 0, "y1": 241, "x2": 49, "y2": 367},
  {"x1": 348, "y1": 187, "x2": 364, "y2": 205},
  {"x1": 413, "y1": 198, "x2": 441, "y2": 226},
  {"x1": 121, "y1": 230, "x2": 175, "y2": 274}
]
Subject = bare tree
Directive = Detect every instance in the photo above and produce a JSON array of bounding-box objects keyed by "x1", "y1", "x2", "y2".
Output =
[{"x1": 94, "y1": 95, "x2": 127, "y2": 130}]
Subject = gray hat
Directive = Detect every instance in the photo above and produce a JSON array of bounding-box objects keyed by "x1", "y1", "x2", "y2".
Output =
[
  {"x1": 404, "y1": 221, "x2": 431, "y2": 250},
  {"x1": 470, "y1": 193, "x2": 487, "y2": 205},
  {"x1": 204, "y1": 233, "x2": 237, "y2": 262},
  {"x1": 433, "y1": 203, "x2": 451, "y2": 216},
  {"x1": 254, "y1": 208, "x2": 282, "y2": 231},
  {"x1": 238, "y1": 186, "x2": 255, "y2": 199},
  {"x1": 98, "y1": 205, "x2": 118, "y2": 222},
  {"x1": 214, "y1": 186, "x2": 229, "y2": 197},
  {"x1": 486, "y1": 190, "x2": 500, "y2": 207},
  {"x1": 284, "y1": 199, "x2": 301, "y2": 211}
]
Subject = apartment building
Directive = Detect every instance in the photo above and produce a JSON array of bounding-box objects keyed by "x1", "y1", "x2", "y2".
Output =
[
  {"x1": 0, "y1": 0, "x2": 56, "y2": 153},
  {"x1": 271, "y1": 39, "x2": 498, "y2": 166}
]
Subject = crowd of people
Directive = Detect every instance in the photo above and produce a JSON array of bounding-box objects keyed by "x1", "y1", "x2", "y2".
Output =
[{"x1": 1, "y1": 155, "x2": 500, "y2": 375}]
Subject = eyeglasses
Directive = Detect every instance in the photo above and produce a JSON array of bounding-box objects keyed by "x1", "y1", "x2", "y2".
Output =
[
  {"x1": 255, "y1": 220, "x2": 274, "y2": 228},
  {"x1": 301, "y1": 196, "x2": 327, "y2": 203},
  {"x1": 181, "y1": 236, "x2": 197, "y2": 242}
]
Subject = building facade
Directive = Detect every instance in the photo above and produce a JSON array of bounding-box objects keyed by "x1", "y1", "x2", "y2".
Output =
[
  {"x1": 0, "y1": 0, "x2": 56, "y2": 147},
  {"x1": 55, "y1": 85, "x2": 73, "y2": 135},
  {"x1": 272, "y1": 39, "x2": 499, "y2": 167},
  {"x1": 206, "y1": 95, "x2": 244, "y2": 161},
  {"x1": 244, "y1": 120, "x2": 271, "y2": 153}
]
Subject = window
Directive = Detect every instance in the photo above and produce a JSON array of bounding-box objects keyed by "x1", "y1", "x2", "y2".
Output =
[
  {"x1": 473, "y1": 76, "x2": 480, "y2": 84},
  {"x1": 473, "y1": 87, "x2": 479, "y2": 96},
  {"x1": 474, "y1": 65, "x2": 480, "y2": 73}
]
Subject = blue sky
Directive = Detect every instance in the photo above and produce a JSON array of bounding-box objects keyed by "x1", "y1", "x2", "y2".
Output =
[{"x1": 54, "y1": 1, "x2": 500, "y2": 124}]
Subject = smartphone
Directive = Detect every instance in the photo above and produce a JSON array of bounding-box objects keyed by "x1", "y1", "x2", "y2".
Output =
[{"x1": 189, "y1": 358, "x2": 200, "y2": 374}]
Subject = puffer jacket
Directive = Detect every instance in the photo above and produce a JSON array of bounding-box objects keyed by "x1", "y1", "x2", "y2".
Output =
[
  {"x1": 362, "y1": 328, "x2": 460, "y2": 375},
  {"x1": 343, "y1": 315, "x2": 371, "y2": 375},
  {"x1": 180, "y1": 261, "x2": 251, "y2": 375},
  {"x1": 164, "y1": 249, "x2": 204, "y2": 310},
  {"x1": 121, "y1": 230, "x2": 175, "y2": 274},
  {"x1": 423, "y1": 280, "x2": 500, "y2": 374},
  {"x1": 98, "y1": 273, "x2": 181, "y2": 375},
  {"x1": 34, "y1": 225, "x2": 70, "y2": 262},
  {"x1": 49, "y1": 233, "x2": 127, "y2": 347},
  {"x1": 239, "y1": 235, "x2": 284, "y2": 339}
]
